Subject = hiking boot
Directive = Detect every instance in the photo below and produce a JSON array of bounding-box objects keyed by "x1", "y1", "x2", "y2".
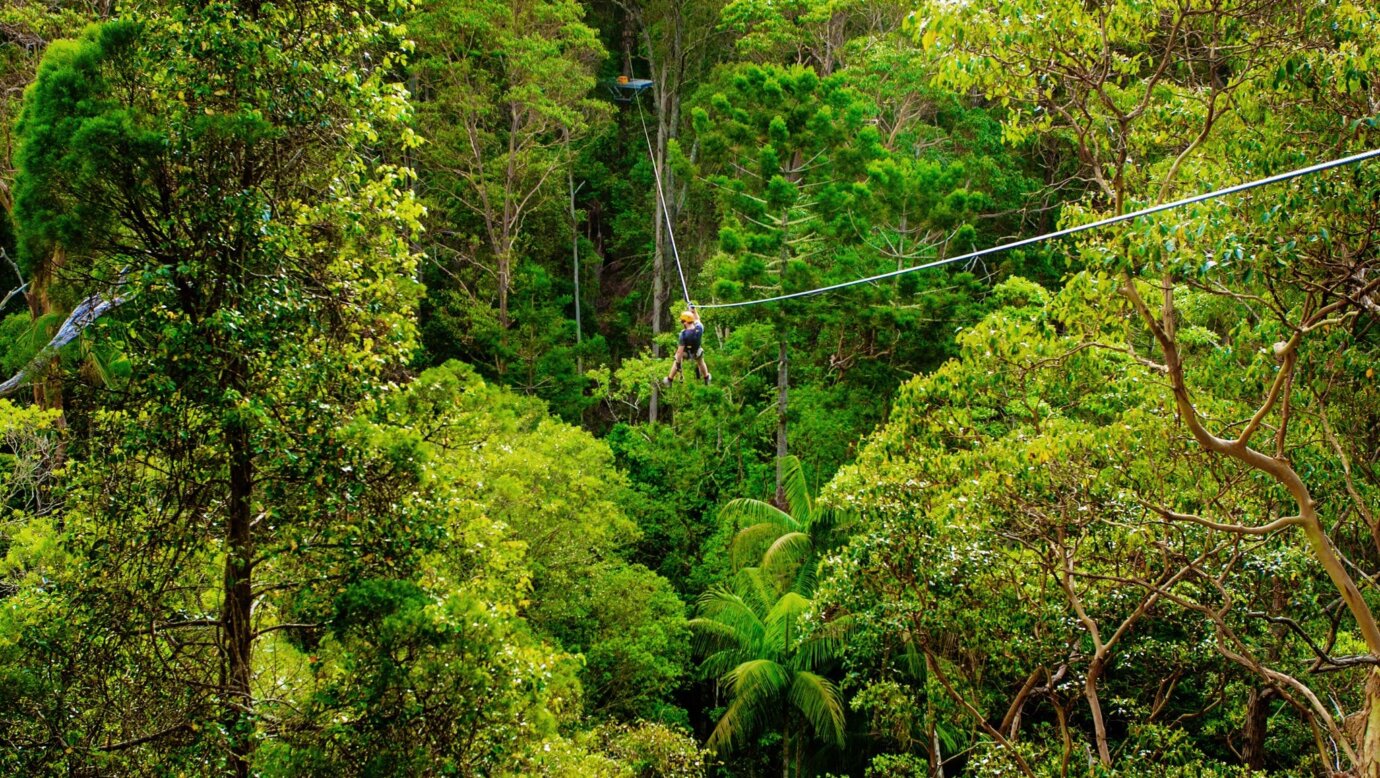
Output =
[{"x1": 703, "y1": 373, "x2": 712, "y2": 385}]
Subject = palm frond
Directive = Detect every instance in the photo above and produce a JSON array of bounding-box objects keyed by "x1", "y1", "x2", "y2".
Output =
[
  {"x1": 810, "y1": 506, "x2": 856, "y2": 541},
  {"x1": 794, "y1": 613, "x2": 854, "y2": 671},
  {"x1": 789, "y1": 671, "x2": 846, "y2": 748},
  {"x1": 736, "y1": 565, "x2": 784, "y2": 618},
  {"x1": 693, "y1": 588, "x2": 765, "y2": 648},
  {"x1": 18, "y1": 312, "x2": 64, "y2": 355},
  {"x1": 723, "y1": 657, "x2": 790, "y2": 700},
  {"x1": 765, "y1": 590, "x2": 812, "y2": 654},
  {"x1": 791, "y1": 552, "x2": 820, "y2": 599},
  {"x1": 687, "y1": 616, "x2": 750, "y2": 657},
  {"x1": 765, "y1": 590, "x2": 812, "y2": 628},
  {"x1": 699, "y1": 648, "x2": 759, "y2": 680},
  {"x1": 759, "y1": 530, "x2": 813, "y2": 586},
  {"x1": 711, "y1": 658, "x2": 792, "y2": 753},
  {"x1": 706, "y1": 683, "x2": 779, "y2": 755},
  {"x1": 706, "y1": 694, "x2": 751, "y2": 754},
  {"x1": 721, "y1": 497, "x2": 799, "y2": 533},
  {"x1": 778, "y1": 455, "x2": 814, "y2": 523},
  {"x1": 730, "y1": 520, "x2": 790, "y2": 570},
  {"x1": 898, "y1": 634, "x2": 925, "y2": 680}
]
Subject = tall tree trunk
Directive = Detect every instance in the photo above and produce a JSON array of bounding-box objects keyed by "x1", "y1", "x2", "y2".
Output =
[
  {"x1": 1242, "y1": 687, "x2": 1274, "y2": 770},
  {"x1": 498, "y1": 248, "x2": 511, "y2": 333},
  {"x1": 657, "y1": 83, "x2": 679, "y2": 312},
  {"x1": 27, "y1": 249, "x2": 67, "y2": 460},
  {"x1": 567, "y1": 140, "x2": 583, "y2": 377},
  {"x1": 643, "y1": 5, "x2": 684, "y2": 423},
  {"x1": 650, "y1": 158, "x2": 664, "y2": 422},
  {"x1": 621, "y1": 5, "x2": 635, "y2": 76},
  {"x1": 1084, "y1": 656, "x2": 1112, "y2": 767},
  {"x1": 782, "y1": 721, "x2": 791, "y2": 778},
  {"x1": 1362, "y1": 669, "x2": 1380, "y2": 778},
  {"x1": 223, "y1": 389, "x2": 255, "y2": 777},
  {"x1": 775, "y1": 337, "x2": 788, "y2": 506},
  {"x1": 497, "y1": 246, "x2": 511, "y2": 377},
  {"x1": 795, "y1": 725, "x2": 805, "y2": 778},
  {"x1": 1245, "y1": 579, "x2": 1286, "y2": 771}
]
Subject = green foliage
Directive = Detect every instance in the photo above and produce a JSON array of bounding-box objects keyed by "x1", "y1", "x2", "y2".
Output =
[
  {"x1": 11, "y1": 21, "x2": 133, "y2": 282},
  {"x1": 691, "y1": 568, "x2": 849, "y2": 763},
  {"x1": 593, "y1": 720, "x2": 710, "y2": 778},
  {"x1": 2, "y1": 3, "x2": 428, "y2": 772},
  {"x1": 351, "y1": 361, "x2": 692, "y2": 722},
  {"x1": 10, "y1": 1, "x2": 1374, "y2": 775},
  {"x1": 819, "y1": 270, "x2": 1373, "y2": 772},
  {"x1": 691, "y1": 462, "x2": 853, "y2": 772},
  {"x1": 723, "y1": 454, "x2": 851, "y2": 594},
  {"x1": 411, "y1": 0, "x2": 610, "y2": 412},
  {"x1": 0, "y1": 3, "x2": 108, "y2": 210},
  {"x1": 264, "y1": 578, "x2": 581, "y2": 776}
]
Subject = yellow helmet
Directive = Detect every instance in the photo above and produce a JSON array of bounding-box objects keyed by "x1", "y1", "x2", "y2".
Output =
[{"x1": 680, "y1": 310, "x2": 697, "y2": 324}]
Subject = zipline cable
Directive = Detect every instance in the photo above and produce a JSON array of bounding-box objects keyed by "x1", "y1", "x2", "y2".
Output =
[
  {"x1": 697, "y1": 146, "x2": 1380, "y2": 310},
  {"x1": 635, "y1": 94, "x2": 694, "y2": 309}
]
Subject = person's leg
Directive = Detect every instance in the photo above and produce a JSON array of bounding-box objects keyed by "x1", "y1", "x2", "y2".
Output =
[
  {"x1": 665, "y1": 346, "x2": 686, "y2": 382},
  {"x1": 696, "y1": 356, "x2": 710, "y2": 383}
]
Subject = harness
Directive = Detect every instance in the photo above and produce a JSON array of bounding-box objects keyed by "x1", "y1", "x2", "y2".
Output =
[{"x1": 679, "y1": 323, "x2": 703, "y2": 358}]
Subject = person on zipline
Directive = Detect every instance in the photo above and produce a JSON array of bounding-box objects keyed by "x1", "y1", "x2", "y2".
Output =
[{"x1": 663, "y1": 309, "x2": 711, "y2": 386}]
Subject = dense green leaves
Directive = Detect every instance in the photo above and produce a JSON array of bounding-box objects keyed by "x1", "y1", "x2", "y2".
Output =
[{"x1": 3, "y1": 0, "x2": 1377, "y2": 776}]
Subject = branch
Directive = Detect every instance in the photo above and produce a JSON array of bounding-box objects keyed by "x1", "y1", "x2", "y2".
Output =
[
  {"x1": 1155, "y1": 89, "x2": 1223, "y2": 204},
  {"x1": 1084, "y1": 341, "x2": 1169, "y2": 373},
  {"x1": 1314, "y1": 394, "x2": 1379, "y2": 550},
  {"x1": 253, "y1": 622, "x2": 320, "y2": 639},
  {"x1": 98, "y1": 722, "x2": 191, "y2": 752},
  {"x1": 0, "y1": 281, "x2": 26, "y2": 313},
  {"x1": 1, "y1": 248, "x2": 25, "y2": 310},
  {"x1": 999, "y1": 667, "x2": 1044, "y2": 737},
  {"x1": 923, "y1": 649, "x2": 1038, "y2": 778},
  {"x1": 0, "y1": 285, "x2": 127, "y2": 397},
  {"x1": 1142, "y1": 502, "x2": 1302, "y2": 536},
  {"x1": 1236, "y1": 331, "x2": 1300, "y2": 447},
  {"x1": 153, "y1": 619, "x2": 219, "y2": 631},
  {"x1": 1243, "y1": 611, "x2": 1380, "y2": 670}
]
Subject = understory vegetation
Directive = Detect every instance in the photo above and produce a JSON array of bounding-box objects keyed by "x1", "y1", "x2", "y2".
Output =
[{"x1": 2, "y1": 0, "x2": 1379, "y2": 776}]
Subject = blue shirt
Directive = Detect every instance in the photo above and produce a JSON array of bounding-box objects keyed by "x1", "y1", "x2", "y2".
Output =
[{"x1": 679, "y1": 322, "x2": 703, "y2": 350}]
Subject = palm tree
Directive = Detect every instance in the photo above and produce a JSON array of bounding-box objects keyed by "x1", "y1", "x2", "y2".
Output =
[
  {"x1": 721, "y1": 455, "x2": 848, "y2": 591},
  {"x1": 691, "y1": 569, "x2": 848, "y2": 777},
  {"x1": 692, "y1": 456, "x2": 853, "y2": 776}
]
